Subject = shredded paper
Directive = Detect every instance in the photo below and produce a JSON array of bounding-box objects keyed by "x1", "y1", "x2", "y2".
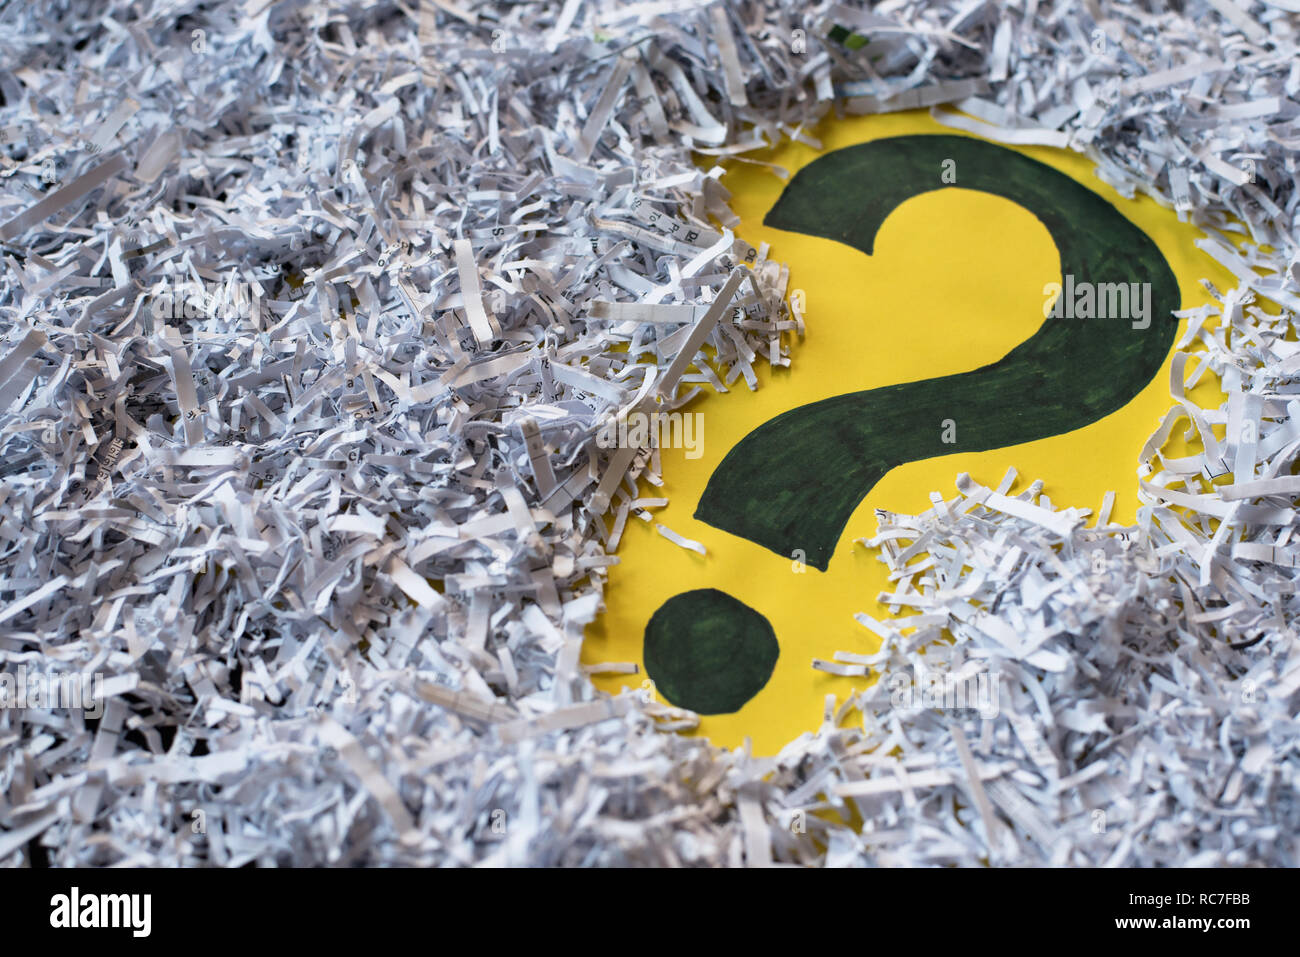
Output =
[{"x1": 1, "y1": 0, "x2": 1299, "y2": 865}]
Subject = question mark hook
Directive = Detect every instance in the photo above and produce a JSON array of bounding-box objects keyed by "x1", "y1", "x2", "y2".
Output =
[{"x1": 700, "y1": 134, "x2": 1178, "y2": 570}]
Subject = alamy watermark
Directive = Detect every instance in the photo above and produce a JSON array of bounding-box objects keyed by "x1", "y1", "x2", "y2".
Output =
[
  {"x1": 889, "y1": 671, "x2": 1000, "y2": 718},
  {"x1": 50, "y1": 887, "x2": 151, "y2": 937},
  {"x1": 595, "y1": 410, "x2": 704, "y2": 459},
  {"x1": 0, "y1": 666, "x2": 104, "y2": 718},
  {"x1": 1043, "y1": 274, "x2": 1152, "y2": 329},
  {"x1": 150, "y1": 277, "x2": 260, "y2": 321}
]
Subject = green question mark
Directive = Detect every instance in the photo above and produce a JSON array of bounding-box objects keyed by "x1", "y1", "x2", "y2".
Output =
[{"x1": 644, "y1": 134, "x2": 1179, "y2": 715}]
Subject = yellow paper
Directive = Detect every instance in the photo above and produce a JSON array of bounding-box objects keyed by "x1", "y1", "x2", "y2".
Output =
[{"x1": 584, "y1": 109, "x2": 1237, "y2": 755}]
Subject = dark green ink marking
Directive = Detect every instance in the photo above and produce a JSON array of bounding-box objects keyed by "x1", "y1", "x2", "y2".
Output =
[
  {"x1": 827, "y1": 24, "x2": 870, "y2": 50},
  {"x1": 643, "y1": 588, "x2": 779, "y2": 714},
  {"x1": 695, "y1": 134, "x2": 1180, "y2": 571}
]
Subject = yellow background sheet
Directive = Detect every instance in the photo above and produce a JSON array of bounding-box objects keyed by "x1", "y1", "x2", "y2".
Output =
[{"x1": 584, "y1": 109, "x2": 1237, "y2": 755}]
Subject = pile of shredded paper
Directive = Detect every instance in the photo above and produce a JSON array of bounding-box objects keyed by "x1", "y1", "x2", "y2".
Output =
[{"x1": 2, "y1": 0, "x2": 1299, "y2": 866}]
